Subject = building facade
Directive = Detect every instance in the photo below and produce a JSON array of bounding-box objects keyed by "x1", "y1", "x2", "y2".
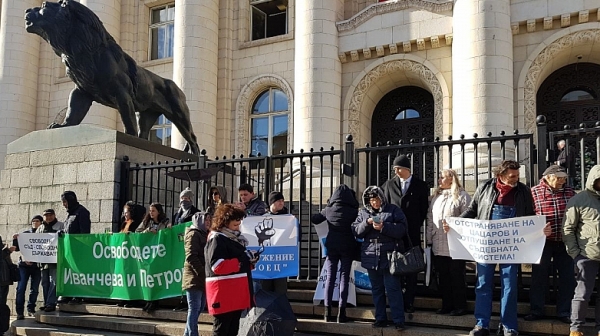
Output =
[{"x1": 0, "y1": 0, "x2": 599, "y2": 169}]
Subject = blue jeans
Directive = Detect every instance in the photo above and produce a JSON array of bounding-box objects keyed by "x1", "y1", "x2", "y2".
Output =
[
  {"x1": 367, "y1": 268, "x2": 405, "y2": 324},
  {"x1": 530, "y1": 241, "x2": 574, "y2": 317},
  {"x1": 184, "y1": 288, "x2": 206, "y2": 336},
  {"x1": 41, "y1": 268, "x2": 57, "y2": 308},
  {"x1": 475, "y1": 263, "x2": 518, "y2": 331},
  {"x1": 16, "y1": 266, "x2": 41, "y2": 315}
]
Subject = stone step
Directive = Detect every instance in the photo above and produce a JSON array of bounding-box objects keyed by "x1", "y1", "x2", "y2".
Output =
[{"x1": 11, "y1": 317, "x2": 139, "y2": 336}]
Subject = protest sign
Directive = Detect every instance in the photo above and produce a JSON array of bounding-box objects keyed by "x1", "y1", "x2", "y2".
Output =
[
  {"x1": 313, "y1": 221, "x2": 328, "y2": 258},
  {"x1": 446, "y1": 215, "x2": 546, "y2": 264},
  {"x1": 57, "y1": 222, "x2": 190, "y2": 300},
  {"x1": 240, "y1": 215, "x2": 299, "y2": 280},
  {"x1": 313, "y1": 261, "x2": 357, "y2": 306},
  {"x1": 17, "y1": 233, "x2": 58, "y2": 263}
]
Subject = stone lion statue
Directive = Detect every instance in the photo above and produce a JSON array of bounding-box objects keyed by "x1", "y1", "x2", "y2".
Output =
[{"x1": 25, "y1": 0, "x2": 200, "y2": 154}]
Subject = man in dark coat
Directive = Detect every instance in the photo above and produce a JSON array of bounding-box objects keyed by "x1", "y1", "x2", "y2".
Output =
[
  {"x1": 237, "y1": 183, "x2": 267, "y2": 216},
  {"x1": 555, "y1": 140, "x2": 577, "y2": 186},
  {"x1": 380, "y1": 154, "x2": 429, "y2": 313},
  {"x1": 36, "y1": 209, "x2": 63, "y2": 312}
]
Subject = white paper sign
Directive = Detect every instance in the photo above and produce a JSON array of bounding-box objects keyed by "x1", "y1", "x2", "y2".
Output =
[
  {"x1": 313, "y1": 222, "x2": 329, "y2": 258},
  {"x1": 17, "y1": 233, "x2": 58, "y2": 263},
  {"x1": 313, "y1": 260, "x2": 357, "y2": 306},
  {"x1": 446, "y1": 215, "x2": 546, "y2": 264}
]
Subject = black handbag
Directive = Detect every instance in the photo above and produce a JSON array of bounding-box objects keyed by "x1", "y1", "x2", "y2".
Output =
[
  {"x1": 8, "y1": 263, "x2": 20, "y2": 282},
  {"x1": 387, "y1": 235, "x2": 425, "y2": 275}
]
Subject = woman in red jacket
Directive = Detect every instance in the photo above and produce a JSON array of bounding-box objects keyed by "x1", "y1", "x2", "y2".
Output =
[{"x1": 205, "y1": 204, "x2": 257, "y2": 336}]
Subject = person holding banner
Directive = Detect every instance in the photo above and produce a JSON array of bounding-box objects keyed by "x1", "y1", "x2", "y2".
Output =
[
  {"x1": 12, "y1": 215, "x2": 43, "y2": 319},
  {"x1": 454, "y1": 160, "x2": 534, "y2": 336},
  {"x1": 563, "y1": 165, "x2": 600, "y2": 336},
  {"x1": 311, "y1": 184, "x2": 359, "y2": 323},
  {"x1": 267, "y1": 191, "x2": 289, "y2": 215},
  {"x1": 237, "y1": 183, "x2": 267, "y2": 216},
  {"x1": 353, "y1": 186, "x2": 408, "y2": 331},
  {"x1": 525, "y1": 165, "x2": 575, "y2": 324},
  {"x1": 205, "y1": 204, "x2": 258, "y2": 336},
  {"x1": 36, "y1": 209, "x2": 63, "y2": 313},
  {"x1": 426, "y1": 169, "x2": 470, "y2": 317}
]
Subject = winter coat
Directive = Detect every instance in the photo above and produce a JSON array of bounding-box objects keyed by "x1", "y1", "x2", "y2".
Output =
[
  {"x1": 426, "y1": 189, "x2": 471, "y2": 257},
  {"x1": 64, "y1": 204, "x2": 91, "y2": 234},
  {"x1": 245, "y1": 197, "x2": 268, "y2": 216},
  {"x1": 267, "y1": 206, "x2": 289, "y2": 215},
  {"x1": 564, "y1": 165, "x2": 600, "y2": 260},
  {"x1": 353, "y1": 186, "x2": 407, "y2": 270},
  {"x1": 182, "y1": 213, "x2": 207, "y2": 291},
  {"x1": 204, "y1": 230, "x2": 253, "y2": 315},
  {"x1": 460, "y1": 178, "x2": 535, "y2": 220},
  {"x1": 557, "y1": 146, "x2": 577, "y2": 175},
  {"x1": 13, "y1": 227, "x2": 43, "y2": 268},
  {"x1": 135, "y1": 218, "x2": 170, "y2": 233},
  {"x1": 0, "y1": 237, "x2": 14, "y2": 286},
  {"x1": 381, "y1": 175, "x2": 429, "y2": 248},
  {"x1": 173, "y1": 205, "x2": 201, "y2": 226},
  {"x1": 36, "y1": 220, "x2": 64, "y2": 270},
  {"x1": 311, "y1": 184, "x2": 359, "y2": 258}
]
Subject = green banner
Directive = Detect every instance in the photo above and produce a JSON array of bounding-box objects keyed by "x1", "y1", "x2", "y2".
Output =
[{"x1": 57, "y1": 223, "x2": 190, "y2": 300}]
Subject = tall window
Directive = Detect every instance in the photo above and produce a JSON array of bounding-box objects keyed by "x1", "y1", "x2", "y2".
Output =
[
  {"x1": 250, "y1": 88, "x2": 289, "y2": 156},
  {"x1": 149, "y1": 4, "x2": 175, "y2": 60},
  {"x1": 149, "y1": 115, "x2": 172, "y2": 146},
  {"x1": 251, "y1": 0, "x2": 288, "y2": 41}
]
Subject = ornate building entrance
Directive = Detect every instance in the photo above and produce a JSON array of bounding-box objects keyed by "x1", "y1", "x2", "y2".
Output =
[
  {"x1": 370, "y1": 86, "x2": 435, "y2": 186},
  {"x1": 537, "y1": 62, "x2": 600, "y2": 188}
]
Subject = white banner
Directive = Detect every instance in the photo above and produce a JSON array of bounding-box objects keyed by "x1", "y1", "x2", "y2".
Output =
[
  {"x1": 313, "y1": 261, "x2": 357, "y2": 306},
  {"x1": 17, "y1": 233, "x2": 58, "y2": 263},
  {"x1": 446, "y1": 215, "x2": 546, "y2": 264},
  {"x1": 313, "y1": 221, "x2": 328, "y2": 258}
]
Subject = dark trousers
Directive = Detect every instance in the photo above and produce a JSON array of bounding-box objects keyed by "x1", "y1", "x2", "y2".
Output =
[
  {"x1": 325, "y1": 254, "x2": 353, "y2": 308},
  {"x1": 213, "y1": 309, "x2": 243, "y2": 336},
  {"x1": 434, "y1": 255, "x2": 466, "y2": 311},
  {"x1": 570, "y1": 256, "x2": 600, "y2": 332},
  {"x1": 402, "y1": 272, "x2": 417, "y2": 309},
  {"x1": 530, "y1": 240, "x2": 574, "y2": 318},
  {"x1": 15, "y1": 266, "x2": 41, "y2": 315},
  {"x1": 368, "y1": 267, "x2": 405, "y2": 324}
]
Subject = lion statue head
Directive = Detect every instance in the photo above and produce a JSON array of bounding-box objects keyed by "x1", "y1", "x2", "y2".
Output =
[{"x1": 25, "y1": 0, "x2": 113, "y2": 56}]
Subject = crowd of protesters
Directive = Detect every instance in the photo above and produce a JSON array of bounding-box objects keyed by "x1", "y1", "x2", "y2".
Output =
[{"x1": 5, "y1": 148, "x2": 600, "y2": 336}]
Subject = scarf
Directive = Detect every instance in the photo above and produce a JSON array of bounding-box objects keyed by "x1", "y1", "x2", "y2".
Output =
[
  {"x1": 221, "y1": 227, "x2": 249, "y2": 247},
  {"x1": 178, "y1": 200, "x2": 193, "y2": 223},
  {"x1": 495, "y1": 179, "x2": 516, "y2": 206}
]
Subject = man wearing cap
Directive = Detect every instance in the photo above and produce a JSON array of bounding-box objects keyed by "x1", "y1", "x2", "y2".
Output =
[
  {"x1": 564, "y1": 165, "x2": 600, "y2": 336},
  {"x1": 267, "y1": 191, "x2": 288, "y2": 215},
  {"x1": 36, "y1": 209, "x2": 64, "y2": 312},
  {"x1": 524, "y1": 165, "x2": 575, "y2": 323},
  {"x1": 381, "y1": 154, "x2": 429, "y2": 313},
  {"x1": 12, "y1": 215, "x2": 43, "y2": 319},
  {"x1": 173, "y1": 187, "x2": 201, "y2": 225}
]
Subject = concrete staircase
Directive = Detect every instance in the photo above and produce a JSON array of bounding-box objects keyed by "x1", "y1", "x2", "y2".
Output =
[{"x1": 9, "y1": 281, "x2": 595, "y2": 336}]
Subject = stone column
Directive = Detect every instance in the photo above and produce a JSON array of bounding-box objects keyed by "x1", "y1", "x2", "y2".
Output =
[
  {"x1": 293, "y1": 0, "x2": 344, "y2": 151},
  {"x1": 79, "y1": 0, "x2": 120, "y2": 131},
  {"x1": 0, "y1": 0, "x2": 41, "y2": 169},
  {"x1": 172, "y1": 0, "x2": 219, "y2": 155},
  {"x1": 452, "y1": 0, "x2": 513, "y2": 137}
]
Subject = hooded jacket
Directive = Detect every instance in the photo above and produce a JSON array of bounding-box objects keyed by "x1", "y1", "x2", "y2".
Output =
[
  {"x1": 563, "y1": 165, "x2": 600, "y2": 260},
  {"x1": 61, "y1": 191, "x2": 91, "y2": 234},
  {"x1": 352, "y1": 186, "x2": 407, "y2": 270},
  {"x1": 205, "y1": 186, "x2": 229, "y2": 218},
  {"x1": 182, "y1": 212, "x2": 208, "y2": 291},
  {"x1": 311, "y1": 184, "x2": 359, "y2": 257}
]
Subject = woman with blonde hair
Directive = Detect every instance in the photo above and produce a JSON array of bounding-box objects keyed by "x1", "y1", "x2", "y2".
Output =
[{"x1": 426, "y1": 169, "x2": 471, "y2": 316}]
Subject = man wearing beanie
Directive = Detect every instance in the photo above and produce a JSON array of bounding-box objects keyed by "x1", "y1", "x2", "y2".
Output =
[
  {"x1": 36, "y1": 209, "x2": 63, "y2": 313},
  {"x1": 12, "y1": 215, "x2": 43, "y2": 319},
  {"x1": 381, "y1": 154, "x2": 429, "y2": 313},
  {"x1": 173, "y1": 187, "x2": 201, "y2": 225},
  {"x1": 267, "y1": 191, "x2": 288, "y2": 215}
]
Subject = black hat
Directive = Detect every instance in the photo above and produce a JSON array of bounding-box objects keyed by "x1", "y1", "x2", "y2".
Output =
[
  {"x1": 543, "y1": 165, "x2": 568, "y2": 177},
  {"x1": 268, "y1": 191, "x2": 284, "y2": 205},
  {"x1": 42, "y1": 209, "x2": 55, "y2": 215},
  {"x1": 31, "y1": 215, "x2": 43, "y2": 223},
  {"x1": 392, "y1": 155, "x2": 411, "y2": 170}
]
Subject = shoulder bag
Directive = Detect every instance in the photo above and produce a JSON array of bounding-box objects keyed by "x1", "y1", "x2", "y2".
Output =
[{"x1": 387, "y1": 235, "x2": 425, "y2": 276}]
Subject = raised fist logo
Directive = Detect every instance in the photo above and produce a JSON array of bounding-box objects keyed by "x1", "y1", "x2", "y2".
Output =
[{"x1": 255, "y1": 218, "x2": 276, "y2": 246}]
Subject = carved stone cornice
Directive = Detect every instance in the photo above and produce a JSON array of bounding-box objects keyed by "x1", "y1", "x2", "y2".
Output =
[{"x1": 336, "y1": 0, "x2": 454, "y2": 32}]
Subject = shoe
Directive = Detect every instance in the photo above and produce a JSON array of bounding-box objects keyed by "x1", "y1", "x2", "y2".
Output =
[
  {"x1": 68, "y1": 298, "x2": 81, "y2": 305},
  {"x1": 44, "y1": 306, "x2": 56, "y2": 312},
  {"x1": 27, "y1": 311, "x2": 35, "y2": 317},
  {"x1": 145, "y1": 302, "x2": 157, "y2": 313},
  {"x1": 172, "y1": 301, "x2": 187, "y2": 312},
  {"x1": 394, "y1": 323, "x2": 405, "y2": 331},
  {"x1": 57, "y1": 297, "x2": 70, "y2": 304},
  {"x1": 337, "y1": 307, "x2": 349, "y2": 323},
  {"x1": 450, "y1": 309, "x2": 467, "y2": 316},
  {"x1": 469, "y1": 326, "x2": 490, "y2": 336},
  {"x1": 523, "y1": 314, "x2": 542, "y2": 321},
  {"x1": 558, "y1": 316, "x2": 571, "y2": 324},
  {"x1": 569, "y1": 331, "x2": 583, "y2": 336},
  {"x1": 142, "y1": 302, "x2": 150, "y2": 312},
  {"x1": 371, "y1": 320, "x2": 388, "y2": 328},
  {"x1": 38, "y1": 306, "x2": 46, "y2": 312},
  {"x1": 16, "y1": 314, "x2": 24, "y2": 320},
  {"x1": 436, "y1": 308, "x2": 452, "y2": 315},
  {"x1": 404, "y1": 306, "x2": 415, "y2": 313},
  {"x1": 324, "y1": 306, "x2": 334, "y2": 322},
  {"x1": 503, "y1": 329, "x2": 518, "y2": 336}
]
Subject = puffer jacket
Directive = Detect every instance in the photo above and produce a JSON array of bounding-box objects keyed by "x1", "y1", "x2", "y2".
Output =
[
  {"x1": 460, "y1": 178, "x2": 534, "y2": 220},
  {"x1": 182, "y1": 212, "x2": 207, "y2": 291},
  {"x1": 353, "y1": 186, "x2": 407, "y2": 270},
  {"x1": 311, "y1": 184, "x2": 359, "y2": 257},
  {"x1": 426, "y1": 189, "x2": 471, "y2": 257},
  {"x1": 564, "y1": 165, "x2": 600, "y2": 260}
]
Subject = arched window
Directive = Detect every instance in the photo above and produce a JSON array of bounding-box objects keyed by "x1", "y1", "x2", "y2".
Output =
[
  {"x1": 561, "y1": 89, "x2": 596, "y2": 102},
  {"x1": 394, "y1": 108, "x2": 421, "y2": 120},
  {"x1": 250, "y1": 88, "x2": 289, "y2": 156}
]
